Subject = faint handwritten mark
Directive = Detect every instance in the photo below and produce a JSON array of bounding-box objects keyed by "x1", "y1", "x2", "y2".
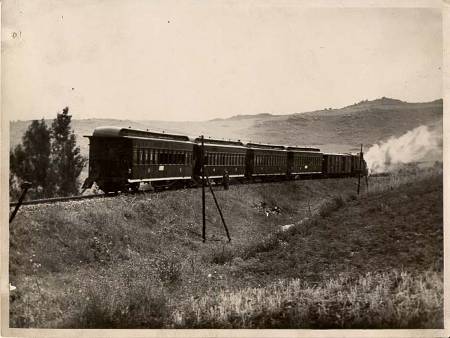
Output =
[{"x1": 12, "y1": 31, "x2": 22, "y2": 39}]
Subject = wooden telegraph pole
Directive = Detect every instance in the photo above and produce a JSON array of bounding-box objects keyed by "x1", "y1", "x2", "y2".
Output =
[
  {"x1": 201, "y1": 135, "x2": 206, "y2": 242},
  {"x1": 357, "y1": 144, "x2": 362, "y2": 195}
]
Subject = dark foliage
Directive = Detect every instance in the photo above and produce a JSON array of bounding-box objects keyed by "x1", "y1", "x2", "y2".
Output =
[
  {"x1": 10, "y1": 119, "x2": 54, "y2": 198},
  {"x1": 51, "y1": 107, "x2": 87, "y2": 196}
]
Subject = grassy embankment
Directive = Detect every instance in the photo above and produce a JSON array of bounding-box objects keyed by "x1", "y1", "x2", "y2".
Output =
[{"x1": 9, "y1": 167, "x2": 443, "y2": 328}]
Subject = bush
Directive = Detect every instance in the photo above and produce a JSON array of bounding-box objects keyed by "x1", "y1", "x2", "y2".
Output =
[
  {"x1": 75, "y1": 281, "x2": 168, "y2": 328},
  {"x1": 204, "y1": 245, "x2": 236, "y2": 265},
  {"x1": 319, "y1": 195, "x2": 345, "y2": 218},
  {"x1": 154, "y1": 253, "x2": 183, "y2": 285}
]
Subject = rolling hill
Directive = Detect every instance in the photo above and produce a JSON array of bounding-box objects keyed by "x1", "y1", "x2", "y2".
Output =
[{"x1": 9, "y1": 97, "x2": 443, "y2": 157}]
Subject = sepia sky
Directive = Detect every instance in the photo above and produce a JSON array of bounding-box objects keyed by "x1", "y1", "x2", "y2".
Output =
[{"x1": 2, "y1": 1, "x2": 443, "y2": 121}]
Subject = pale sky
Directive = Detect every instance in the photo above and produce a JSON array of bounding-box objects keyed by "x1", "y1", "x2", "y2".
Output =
[{"x1": 2, "y1": 1, "x2": 443, "y2": 121}]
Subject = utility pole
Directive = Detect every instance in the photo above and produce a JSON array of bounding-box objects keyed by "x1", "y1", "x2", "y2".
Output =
[
  {"x1": 357, "y1": 144, "x2": 362, "y2": 195},
  {"x1": 201, "y1": 135, "x2": 206, "y2": 242}
]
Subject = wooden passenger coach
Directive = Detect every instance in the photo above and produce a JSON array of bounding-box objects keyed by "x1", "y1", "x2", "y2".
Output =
[
  {"x1": 84, "y1": 126, "x2": 195, "y2": 192},
  {"x1": 286, "y1": 146, "x2": 323, "y2": 177},
  {"x1": 193, "y1": 138, "x2": 247, "y2": 182},
  {"x1": 245, "y1": 143, "x2": 287, "y2": 179}
]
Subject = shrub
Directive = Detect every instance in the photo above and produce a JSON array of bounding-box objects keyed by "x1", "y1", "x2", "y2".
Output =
[
  {"x1": 154, "y1": 253, "x2": 183, "y2": 285},
  {"x1": 75, "y1": 281, "x2": 168, "y2": 328},
  {"x1": 204, "y1": 245, "x2": 236, "y2": 265},
  {"x1": 319, "y1": 195, "x2": 345, "y2": 218}
]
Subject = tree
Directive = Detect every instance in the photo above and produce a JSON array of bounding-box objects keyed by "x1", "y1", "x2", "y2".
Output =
[
  {"x1": 10, "y1": 119, "x2": 54, "y2": 198},
  {"x1": 51, "y1": 107, "x2": 87, "y2": 196}
]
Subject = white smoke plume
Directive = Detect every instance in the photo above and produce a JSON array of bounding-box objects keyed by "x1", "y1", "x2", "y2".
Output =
[{"x1": 365, "y1": 124, "x2": 442, "y2": 174}]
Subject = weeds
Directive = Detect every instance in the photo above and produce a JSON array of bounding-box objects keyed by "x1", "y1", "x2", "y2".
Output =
[
  {"x1": 74, "y1": 280, "x2": 168, "y2": 328},
  {"x1": 175, "y1": 270, "x2": 443, "y2": 328},
  {"x1": 9, "y1": 172, "x2": 443, "y2": 329},
  {"x1": 154, "y1": 253, "x2": 183, "y2": 285},
  {"x1": 319, "y1": 195, "x2": 346, "y2": 218},
  {"x1": 204, "y1": 245, "x2": 236, "y2": 265}
]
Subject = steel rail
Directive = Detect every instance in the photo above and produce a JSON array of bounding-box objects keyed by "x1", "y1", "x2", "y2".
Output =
[
  {"x1": 9, "y1": 193, "x2": 115, "y2": 207},
  {"x1": 9, "y1": 172, "x2": 380, "y2": 208}
]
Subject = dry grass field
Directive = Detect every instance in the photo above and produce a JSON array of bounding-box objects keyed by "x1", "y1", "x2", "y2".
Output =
[{"x1": 9, "y1": 167, "x2": 443, "y2": 328}]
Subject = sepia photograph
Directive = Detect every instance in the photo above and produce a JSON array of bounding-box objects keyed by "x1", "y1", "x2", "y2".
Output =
[{"x1": 2, "y1": 0, "x2": 446, "y2": 336}]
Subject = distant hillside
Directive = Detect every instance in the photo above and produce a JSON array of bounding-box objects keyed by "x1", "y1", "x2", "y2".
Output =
[{"x1": 9, "y1": 97, "x2": 442, "y2": 157}]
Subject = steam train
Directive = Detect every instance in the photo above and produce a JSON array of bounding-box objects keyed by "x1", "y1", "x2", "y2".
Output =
[{"x1": 82, "y1": 126, "x2": 367, "y2": 193}]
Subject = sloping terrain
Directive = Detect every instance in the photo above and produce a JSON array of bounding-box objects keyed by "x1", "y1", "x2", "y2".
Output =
[
  {"x1": 9, "y1": 169, "x2": 443, "y2": 328},
  {"x1": 9, "y1": 97, "x2": 442, "y2": 156}
]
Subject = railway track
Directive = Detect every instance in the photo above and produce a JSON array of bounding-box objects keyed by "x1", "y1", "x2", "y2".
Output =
[
  {"x1": 9, "y1": 172, "x2": 381, "y2": 209},
  {"x1": 9, "y1": 193, "x2": 116, "y2": 208}
]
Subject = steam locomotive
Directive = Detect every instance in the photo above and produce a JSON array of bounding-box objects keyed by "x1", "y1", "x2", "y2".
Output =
[{"x1": 82, "y1": 126, "x2": 367, "y2": 193}]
